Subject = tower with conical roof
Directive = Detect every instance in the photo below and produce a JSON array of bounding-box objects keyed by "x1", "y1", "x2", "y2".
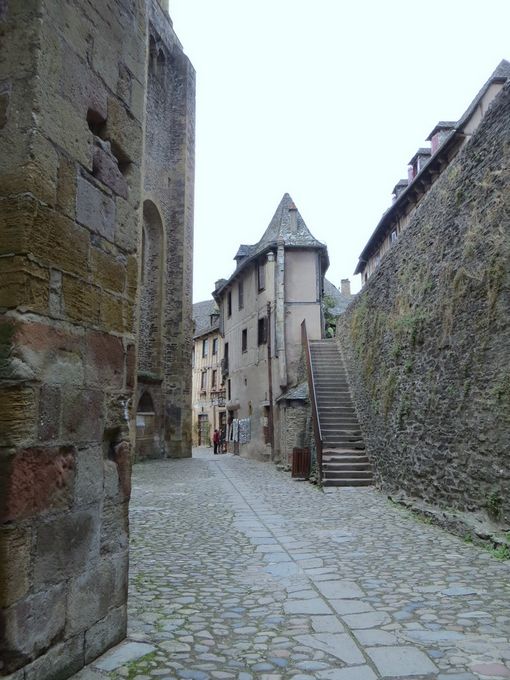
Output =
[{"x1": 213, "y1": 194, "x2": 329, "y2": 461}]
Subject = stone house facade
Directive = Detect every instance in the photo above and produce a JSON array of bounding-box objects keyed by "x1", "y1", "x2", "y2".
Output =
[
  {"x1": 213, "y1": 193, "x2": 329, "y2": 461},
  {"x1": 0, "y1": 1, "x2": 193, "y2": 678},
  {"x1": 191, "y1": 301, "x2": 226, "y2": 447},
  {"x1": 355, "y1": 60, "x2": 510, "y2": 285}
]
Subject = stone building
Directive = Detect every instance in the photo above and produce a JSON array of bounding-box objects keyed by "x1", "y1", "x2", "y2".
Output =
[
  {"x1": 191, "y1": 300, "x2": 226, "y2": 447},
  {"x1": 0, "y1": 1, "x2": 193, "y2": 678},
  {"x1": 355, "y1": 60, "x2": 510, "y2": 285},
  {"x1": 135, "y1": 1, "x2": 195, "y2": 462},
  {"x1": 213, "y1": 193, "x2": 329, "y2": 461}
]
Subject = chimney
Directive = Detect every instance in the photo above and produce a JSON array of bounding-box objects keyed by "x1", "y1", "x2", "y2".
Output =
[
  {"x1": 340, "y1": 279, "x2": 351, "y2": 296},
  {"x1": 215, "y1": 278, "x2": 227, "y2": 291}
]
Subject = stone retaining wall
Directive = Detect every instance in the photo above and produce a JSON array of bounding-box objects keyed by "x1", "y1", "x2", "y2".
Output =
[{"x1": 337, "y1": 82, "x2": 510, "y2": 526}]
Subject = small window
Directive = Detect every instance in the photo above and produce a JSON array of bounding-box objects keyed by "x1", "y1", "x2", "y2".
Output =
[
  {"x1": 212, "y1": 337, "x2": 218, "y2": 355},
  {"x1": 212, "y1": 369, "x2": 217, "y2": 388},
  {"x1": 257, "y1": 260, "x2": 265, "y2": 291},
  {"x1": 227, "y1": 291, "x2": 232, "y2": 317},
  {"x1": 242, "y1": 328, "x2": 247, "y2": 353},
  {"x1": 201, "y1": 370, "x2": 207, "y2": 390},
  {"x1": 238, "y1": 280, "x2": 244, "y2": 310},
  {"x1": 202, "y1": 338, "x2": 208, "y2": 357},
  {"x1": 227, "y1": 379, "x2": 231, "y2": 401},
  {"x1": 258, "y1": 316, "x2": 268, "y2": 345},
  {"x1": 390, "y1": 229, "x2": 397, "y2": 244}
]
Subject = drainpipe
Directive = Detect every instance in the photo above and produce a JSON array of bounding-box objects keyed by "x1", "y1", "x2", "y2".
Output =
[
  {"x1": 275, "y1": 240, "x2": 287, "y2": 388},
  {"x1": 267, "y1": 301, "x2": 275, "y2": 460}
]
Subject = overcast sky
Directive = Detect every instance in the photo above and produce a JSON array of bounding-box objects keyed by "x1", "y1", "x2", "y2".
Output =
[{"x1": 167, "y1": 0, "x2": 510, "y2": 302}]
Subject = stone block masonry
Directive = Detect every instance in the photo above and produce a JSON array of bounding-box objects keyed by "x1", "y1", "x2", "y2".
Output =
[
  {"x1": 0, "y1": 0, "x2": 147, "y2": 677},
  {"x1": 135, "y1": 0, "x2": 195, "y2": 460},
  {"x1": 338, "y1": 81, "x2": 510, "y2": 527}
]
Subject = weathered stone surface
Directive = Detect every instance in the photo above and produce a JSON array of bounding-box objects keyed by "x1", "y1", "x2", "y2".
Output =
[
  {"x1": 34, "y1": 508, "x2": 100, "y2": 586},
  {"x1": 92, "y1": 144, "x2": 128, "y2": 198},
  {"x1": 57, "y1": 156, "x2": 77, "y2": 219},
  {"x1": 0, "y1": 255, "x2": 50, "y2": 314},
  {"x1": 100, "y1": 501, "x2": 129, "y2": 555},
  {"x1": 84, "y1": 605, "x2": 127, "y2": 664},
  {"x1": 38, "y1": 385, "x2": 62, "y2": 441},
  {"x1": 61, "y1": 388, "x2": 103, "y2": 442},
  {"x1": 0, "y1": 385, "x2": 37, "y2": 447},
  {"x1": 76, "y1": 174, "x2": 116, "y2": 241},
  {"x1": 66, "y1": 557, "x2": 125, "y2": 635},
  {"x1": 367, "y1": 646, "x2": 438, "y2": 676},
  {"x1": 1, "y1": 446, "x2": 75, "y2": 521},
  {"x1": 24, "y1": 634, "x2": 85, "y2": 680},
  {"x1": 89, "y1": 247, "x2": 126, "y2": 295},
  {"x1": 84, "y1": 331, "x2": 125, "y2": 389},
  {"x1": 338, "y1": 80, "x2": 510, "y2": 525},
  {"x1": 315, "y1": 580, "x2": 365, "y2": 600},
  {"x1": 1, "y1": 584, "x2": 66, "y2": 673},
  {"x1": 94, "y1": 641, "x2": 156, "y2": 672},
  {"x1": 15, "y1": 321, "x2": 84, "y2": 386},
  {"x1": 0, "y1": 525, "x2": 31, "y2": 608},
  {"x1": 62, "y1": 275, "x2": 101, "y2": 325},
  {"x1": 74, "y1": 446, "x2": 104, "y2": 507}
]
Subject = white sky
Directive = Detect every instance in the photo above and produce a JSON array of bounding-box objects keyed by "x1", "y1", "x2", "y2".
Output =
[{"x1": 166, "y1": 0, "x2": 510, "y2": 302}]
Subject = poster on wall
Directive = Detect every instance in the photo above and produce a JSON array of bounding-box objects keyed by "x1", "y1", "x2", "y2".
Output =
[{"x1": 239, "y1": 418, "x2": 251, "y2": 444}]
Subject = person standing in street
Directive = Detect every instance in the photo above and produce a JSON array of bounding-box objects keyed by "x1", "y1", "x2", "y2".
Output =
[{"x1": 213, "y1": 429, "x2": 220, "y2": 454}]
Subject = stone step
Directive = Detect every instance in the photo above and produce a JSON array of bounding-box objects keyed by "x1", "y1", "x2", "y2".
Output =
[
  {"x1": 322, "y1": 435, "x2": 365, "y2": 451},
  {"x1": 322, "y1": 462, "x2": 372, "y2": 471},
  {"x1": 322, "y1": 429, "x2": 362, "y2": 436},
  {"x1": 323, "y1": 457, "x2": 371, "y2": 466},
  {"x1": 323, "y1": 468, "x2": 373, "y2": 479},
  {"x1": 319, "y1": 411, "x2": 357, "y2": 419},
  {"x1": 322, "y1": 444, "x2": 366, "y2": 458},
  {"x1": 322, "y1": 477, "x2": 374, "y2": 487}
]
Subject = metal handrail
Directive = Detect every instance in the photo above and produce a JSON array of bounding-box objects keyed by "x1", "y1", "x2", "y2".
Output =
[{"x1": 301, "y1": 320, "x2": 323, "y2": 484}]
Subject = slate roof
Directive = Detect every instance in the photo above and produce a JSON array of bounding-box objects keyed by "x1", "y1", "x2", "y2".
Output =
[
  {"x1": 192, "y1": 299, "x2": 218, "y2": 339},
  {"x1": 425, "y1": 121, "x2": 456, "y2": 141},
  {"x1": 214, "y1": 193, "x2": 329, "y2": 298},
  {"x1": 276, "y1": 381, "x2": 308, "y2": 402},
  {"x1": 324, "y1": 278, "x2": 353, "y2": 316},
  {"x1": 354, "y1": 60, "x2": 510, "y2": 276}
]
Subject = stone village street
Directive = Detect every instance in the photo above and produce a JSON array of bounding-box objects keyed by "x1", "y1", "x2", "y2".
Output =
[{"x1": 73, "y1": 450, "x2": 510, "y2": 680}]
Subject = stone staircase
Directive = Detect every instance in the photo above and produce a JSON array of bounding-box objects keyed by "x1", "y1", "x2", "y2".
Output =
[{"x1": 309, "y1": 339, "x2": 373, "y2": 488}]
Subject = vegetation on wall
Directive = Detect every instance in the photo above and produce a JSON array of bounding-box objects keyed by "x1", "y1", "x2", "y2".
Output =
[{"x1": 338, "y1": 84, "x2": 510, "y2": 525}]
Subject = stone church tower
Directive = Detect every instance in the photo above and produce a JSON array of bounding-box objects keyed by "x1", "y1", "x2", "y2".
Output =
[{"x1": 0, "y1": 1, "x2": 194, "y2": 677}]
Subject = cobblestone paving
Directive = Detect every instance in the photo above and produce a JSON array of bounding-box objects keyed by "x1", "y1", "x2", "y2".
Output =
[{"x1": 76, "y1": 449, "x2": 510, "y2": 680}]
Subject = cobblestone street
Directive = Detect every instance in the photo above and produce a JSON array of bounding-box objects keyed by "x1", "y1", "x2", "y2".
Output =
[{"x1": 76, "y1": 449, "x2": 510, "y2": 680}]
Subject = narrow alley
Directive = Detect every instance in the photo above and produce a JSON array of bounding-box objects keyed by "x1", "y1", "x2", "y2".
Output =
[{"x1": 75, "y1": 451, "x2": 510, "y2": 680}]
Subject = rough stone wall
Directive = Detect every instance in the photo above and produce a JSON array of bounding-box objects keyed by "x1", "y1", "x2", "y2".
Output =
[
  {"x1": 338, "y1": 82, "x2": 510, "y2": 525},
  {"x1": 0, "y1": 1, "x2": 146, "y2": 677},
  {"x1": 135, "y1": 0, "x2": 195, "y2": 460},
  {"x1": 277, "y1": 402, "x2": 309, "y2": 465}
]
